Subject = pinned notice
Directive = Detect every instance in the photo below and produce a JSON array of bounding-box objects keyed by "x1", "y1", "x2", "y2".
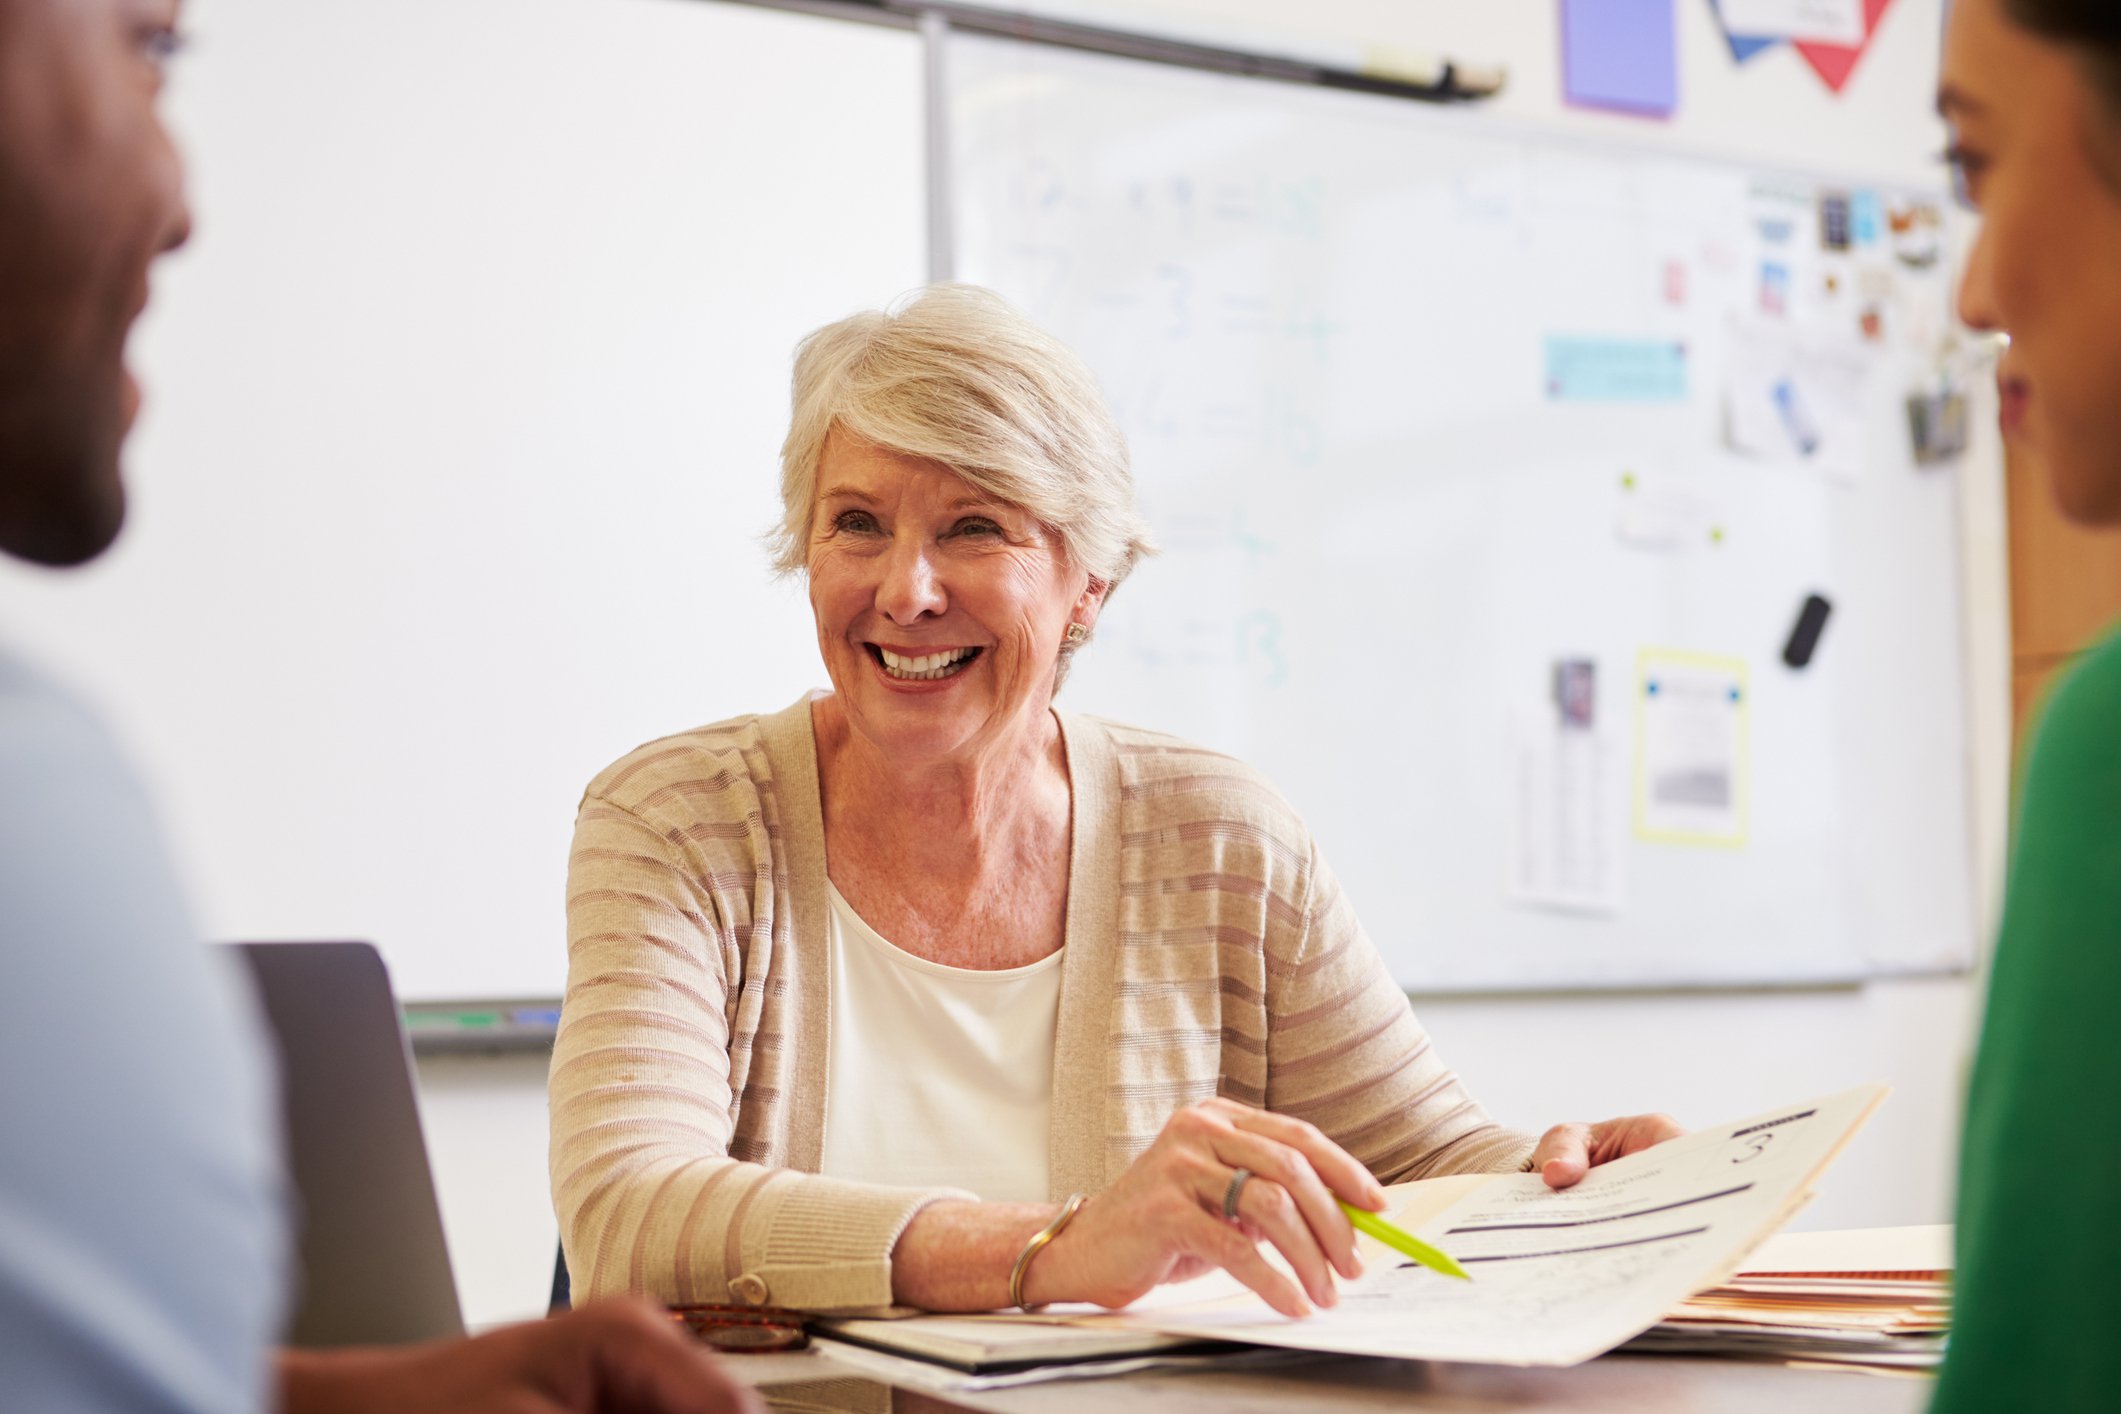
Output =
[
  {"x1": 1724, "y1": 321, "x2": 1871, "y2": 481},
  {"x1": 1545, "y1": 336, "x2": 1689, "y2": 402},
  {"x1": 1717, "y1": 0, "x2": 1865, "y2": 44},
  {"x1": 1509, "y1": 659, "x2": 1624, "y2": 915},
  {"x1": 1635, "y1": 649, "x2": 1749, "y2": 848},
  {"x1": 1561, "y1": 0, "x2": 1678, "y2": 117}
]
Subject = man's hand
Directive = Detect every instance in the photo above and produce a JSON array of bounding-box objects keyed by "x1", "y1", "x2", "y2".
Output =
[{"x1": 278, "y1": 1298, "x2": 761, "y2": 1414}]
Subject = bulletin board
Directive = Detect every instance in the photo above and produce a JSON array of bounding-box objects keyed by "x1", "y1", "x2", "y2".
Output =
[{"x1": 948, "y1": 33, "x2": 1976, "y2": 989}]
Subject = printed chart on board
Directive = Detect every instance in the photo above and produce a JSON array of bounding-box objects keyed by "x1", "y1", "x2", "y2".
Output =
[{"x1": 949, "y1": 34, "x2": 1975, "y2": 989}]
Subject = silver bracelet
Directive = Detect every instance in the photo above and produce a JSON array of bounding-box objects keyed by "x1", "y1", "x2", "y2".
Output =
[{"x1": 1008, "y1": 1192, "x2": 1088, "y2": 1311}]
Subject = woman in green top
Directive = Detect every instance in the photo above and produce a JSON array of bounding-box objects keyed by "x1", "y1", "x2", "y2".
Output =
[{"x1": 1933, "y1": 1, "x2": 2121, "y2": 1409}]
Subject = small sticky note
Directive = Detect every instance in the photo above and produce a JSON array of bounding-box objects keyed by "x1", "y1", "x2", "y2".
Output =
[
  {"x1": 1850, "y1": 189, "x2": 1883, "y2": 245},
  {"x1": 1546, "y1": 337, "x2": 1689, "y2": 402},
  {"x1": 1561, "y1": 0, "x2": 1678, "y2": 118}
]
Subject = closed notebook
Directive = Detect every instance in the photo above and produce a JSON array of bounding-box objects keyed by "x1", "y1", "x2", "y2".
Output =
[{"x1": 812, "y1": 1315, "x2": 1227, "y2": 1374}]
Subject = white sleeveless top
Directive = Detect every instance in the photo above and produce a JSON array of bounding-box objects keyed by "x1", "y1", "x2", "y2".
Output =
[{"x1": 816, "y1": 882, "x2": 1061, "y2": 1204}]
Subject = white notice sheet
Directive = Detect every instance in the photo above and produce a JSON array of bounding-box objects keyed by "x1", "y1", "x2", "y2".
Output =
[
  {"x1": 1634, "y1": 649, "x2": 1750, "y2": 848},
  {"x1": 1088, "y1": 1084, "x2": 1886, "y2": 1367},
  {"x1": 1716, "y1": 0, "x2": 1865, "y2": 45}
]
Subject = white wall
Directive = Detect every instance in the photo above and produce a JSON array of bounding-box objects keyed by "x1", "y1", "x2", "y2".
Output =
[
  {"x1": 410, "y1": 0, "x2": 2013, "y2": 1328},
  {"x1": 0, "y1": 0, "x2": 926, "y2": 1004}
]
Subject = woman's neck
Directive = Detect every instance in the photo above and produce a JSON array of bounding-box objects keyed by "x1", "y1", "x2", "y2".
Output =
[{"x1": 812, "y1": 696, "x2": 1073, "y2": 886}]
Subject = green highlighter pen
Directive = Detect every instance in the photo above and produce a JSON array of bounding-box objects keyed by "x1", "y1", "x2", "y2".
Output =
[{"x1": 1339, "y1": 1201, "x2": 1472, "y2": 1282}]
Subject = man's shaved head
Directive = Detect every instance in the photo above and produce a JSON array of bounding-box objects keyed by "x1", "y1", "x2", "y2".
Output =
[{"x1": 0, "y1": 0, "x2": 189, "y2": 566}]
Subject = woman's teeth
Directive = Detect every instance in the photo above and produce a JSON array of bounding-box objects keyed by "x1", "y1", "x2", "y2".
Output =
[{"x1": 878, "y1": 646, "x2": 979, "y2": 681}]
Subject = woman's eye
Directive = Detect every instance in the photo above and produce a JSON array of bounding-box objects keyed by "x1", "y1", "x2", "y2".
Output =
[
  {"x1": 1943, "y1": 143, "x2": 1986, "y2": 211},
  {"x1": 831, "y1": 510, "x2": 879, "y2": 534},
  {"x1": 952, "y1": 518, "x2": 1002, "y2": 539},
  {"x1": 137, "y1": 23, "x2": 187, "y2": 72}
]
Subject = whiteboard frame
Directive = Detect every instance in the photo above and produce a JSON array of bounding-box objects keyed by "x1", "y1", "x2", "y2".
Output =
[{"x1": 929, "y1": 19, "x2": 1980, "y2": 991}]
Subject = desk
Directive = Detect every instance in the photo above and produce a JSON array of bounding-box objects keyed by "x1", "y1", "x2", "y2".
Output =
[{"x1": 722, "y1": 1348, "x2": 1931, "y2": 1412}]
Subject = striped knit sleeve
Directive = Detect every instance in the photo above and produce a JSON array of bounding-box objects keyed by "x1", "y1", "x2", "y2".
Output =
[
  {"x1": 1266, "y1": 840, "x2": 1536, "y2": 1180},
  {"x1": 548, "y1": 792, "x2": 962, "y2": 1312}
]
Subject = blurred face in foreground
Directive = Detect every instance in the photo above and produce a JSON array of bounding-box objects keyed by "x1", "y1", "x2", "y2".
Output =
[
  {"x1": 0, "y1": 0, "x2": 190, "y2": 566},
  {"x1": 1943, "y1": 0, "x2": 2121, "y2": 524}
]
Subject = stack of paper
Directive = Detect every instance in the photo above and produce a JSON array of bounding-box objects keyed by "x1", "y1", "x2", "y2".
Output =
[{"x1": 1624, "y1": 1224, "x2": 1951, "y2": 1375}]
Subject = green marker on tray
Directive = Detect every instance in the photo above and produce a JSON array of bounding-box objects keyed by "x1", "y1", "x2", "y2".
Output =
[{"x1": 1339, "y1": 1201, "x2": 1472, "y2": 1282}]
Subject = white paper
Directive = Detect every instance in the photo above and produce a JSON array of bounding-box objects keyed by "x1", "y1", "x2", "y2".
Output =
[
  {"x1": 1724, "y1": 321, "x2": 1874, "y2": 482},
  {"x1": 1717, "y1": 0, "x2": 1866, "y2": 45},
  {"x1": 1509, "y1": 725, "x2": 1624, "y2": 913},
  {"x1": 1635, "y1": 651, "x2": 1748, "y2": 847},
  {"x1": 1615, "y1": 485, "x2": 1704, "y2": 551},
  {"x1": 1089, "y1": 1085, "x2": 1887, "y2": 1367},
  {"x1": 1738, "y1": 1224, "x2": 1953, "y2": 1275}
]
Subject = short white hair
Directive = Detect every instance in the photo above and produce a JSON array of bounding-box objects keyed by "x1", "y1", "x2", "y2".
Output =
[{"x1": 770, "y1": 285, "x2": 1156, "y2": 598}]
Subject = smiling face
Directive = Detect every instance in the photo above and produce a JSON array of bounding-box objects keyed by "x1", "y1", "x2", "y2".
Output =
[
  {"x1": 0, "y1": 0, "x2": 190, "y2": 567},
  {"x1": 806, "y1": 428, "x2": 1103, "y2": 768},
  {"x1": 1943, "y1": 0, "x2": 2121, "y2": 524}
]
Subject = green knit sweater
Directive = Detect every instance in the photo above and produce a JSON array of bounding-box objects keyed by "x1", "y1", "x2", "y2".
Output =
[{"x1": 1934, "y1": 629, "x2": 2121, "y2": 1412}]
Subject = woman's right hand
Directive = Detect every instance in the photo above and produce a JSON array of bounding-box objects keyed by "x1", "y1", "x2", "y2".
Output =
[{"x1": 1022, "y1": 1097, "x2": 1386, "y2": 1317}]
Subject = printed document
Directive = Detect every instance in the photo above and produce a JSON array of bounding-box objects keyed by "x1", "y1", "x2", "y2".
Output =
[{"x1": 1084, "y1": 1084, "x2": 1886, "y2": 1366}]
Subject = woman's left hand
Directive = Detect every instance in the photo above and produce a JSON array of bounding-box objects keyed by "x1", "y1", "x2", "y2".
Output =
[{"x1": 1526, "y1": 1114, "x2": 1685, "y2": 1189}]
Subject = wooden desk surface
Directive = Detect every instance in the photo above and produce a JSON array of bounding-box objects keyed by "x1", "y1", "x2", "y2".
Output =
[{"x1": 724, "y1": 1348, "x2": 1932, "y2": 1412}]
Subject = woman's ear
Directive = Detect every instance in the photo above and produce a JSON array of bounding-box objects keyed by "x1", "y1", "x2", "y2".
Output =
[{"x1": 1074, "y1": 576, "x2": 1110, "y2": 632}]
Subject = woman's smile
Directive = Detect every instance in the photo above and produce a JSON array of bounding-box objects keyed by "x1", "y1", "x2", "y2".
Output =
[{"x1": 869, "y1": 643, "x2": 985, "y2": 683}]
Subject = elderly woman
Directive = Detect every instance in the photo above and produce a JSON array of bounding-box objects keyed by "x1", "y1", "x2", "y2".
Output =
[
  {"x1": 549, "y1": 285, "x2": 1679, "y2": 1317},
  {"x1": 1930, "y1": 1, "x2": 2121, "y2": 1408}
]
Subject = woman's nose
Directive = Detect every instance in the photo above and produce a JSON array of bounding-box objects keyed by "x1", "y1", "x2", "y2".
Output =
[
  {"x1": 1956, "y1": 222, "x2": 2002, "y2": 334},
  {"x1": 876, "y1": 536, "x2": 946, "y2": 623}
]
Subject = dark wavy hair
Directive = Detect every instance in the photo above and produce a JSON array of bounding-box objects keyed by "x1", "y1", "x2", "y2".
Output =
[{"x1": 2005, "y1": 0, "x2": 2121, "y2": 115}]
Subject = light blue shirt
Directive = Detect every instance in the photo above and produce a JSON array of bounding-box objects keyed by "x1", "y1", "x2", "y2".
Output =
[{"x1": 0, "y1": 646, "x2": 289, "y2": 1412}]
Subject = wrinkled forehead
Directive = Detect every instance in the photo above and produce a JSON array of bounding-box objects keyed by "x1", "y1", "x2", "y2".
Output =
[{"x1": 817, "y1": 428, "x2": 1013, "y2": 509}]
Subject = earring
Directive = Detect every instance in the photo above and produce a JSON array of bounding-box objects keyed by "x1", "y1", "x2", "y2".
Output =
[{"x1": 1063, "y1": 622, "x2": 1091, "y2": 646}]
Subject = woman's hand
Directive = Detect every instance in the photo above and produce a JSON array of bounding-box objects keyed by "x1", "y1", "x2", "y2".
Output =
[
  {"x1": 1023, "y1": 1097, "x2": 1387, "y2": 1318},
  {"x1": 1526, "y1": 1113, "x2": 1685, "y2": 1189}
]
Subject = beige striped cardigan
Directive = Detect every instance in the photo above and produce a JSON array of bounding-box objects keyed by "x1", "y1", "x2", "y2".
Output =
[{"x1": 550, "y1": 697, "x2": 1535, "y2": 1312}]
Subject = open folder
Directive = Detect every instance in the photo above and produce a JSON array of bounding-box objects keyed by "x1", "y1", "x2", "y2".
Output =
[
  {"x1": 839, "y1": 1083, "x2": 1888, "y2": 1372},
  {"x1": 1080, "y1": 1082, "x2": 1888, "y2": 1366}
]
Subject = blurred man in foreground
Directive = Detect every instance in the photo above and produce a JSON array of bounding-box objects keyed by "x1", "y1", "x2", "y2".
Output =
[{"x1": 0, "y1": 1, "x2": 756, "y2": 1409}]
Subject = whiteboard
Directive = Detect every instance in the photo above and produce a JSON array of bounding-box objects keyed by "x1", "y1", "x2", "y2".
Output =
[
  {"x1": 948, "y1": 34, "x2": 1976, "y2": 989},
  {"x1": 0, "y1": 0, "x2": 926, "y2": 1001}
]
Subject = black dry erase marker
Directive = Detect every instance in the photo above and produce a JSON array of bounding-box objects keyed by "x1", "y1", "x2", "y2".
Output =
[{"x1": 1783, "y1": 593, "x2": 1832, "y2": 669}]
